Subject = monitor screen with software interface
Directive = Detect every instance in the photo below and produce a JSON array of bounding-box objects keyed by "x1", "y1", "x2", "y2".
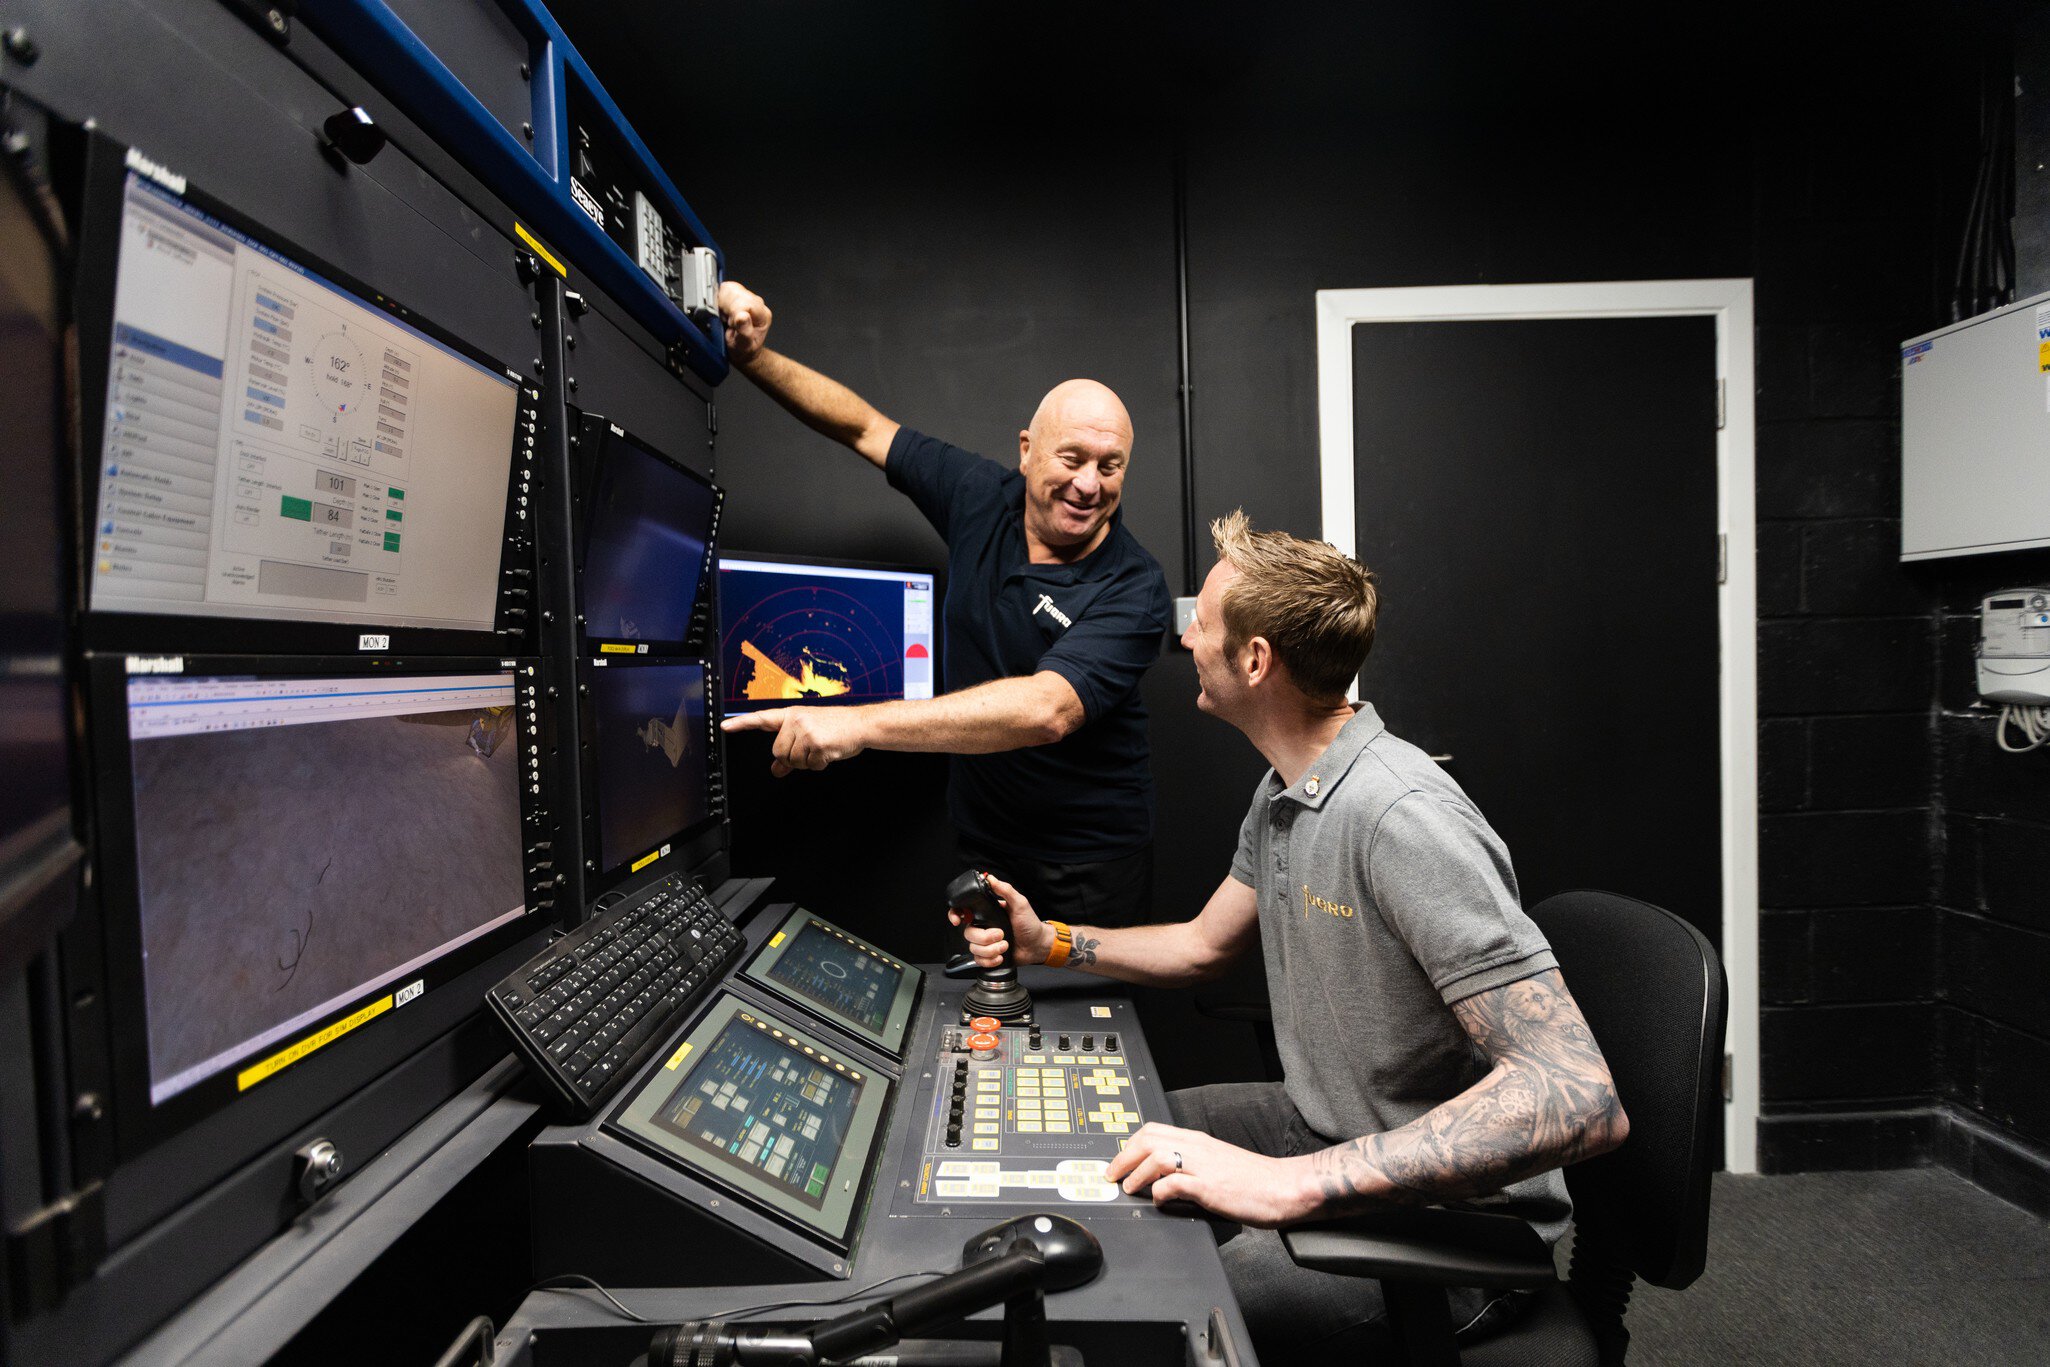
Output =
[
  {"x1": 118, "y1": 668, "x2": 528, "y2": 1106},
  {"x1": 87, "y1": 171, "x2": 522, "y2": 634},
  {"x1": 717, "y1": 556, "x2": 935, "y2": 712}
]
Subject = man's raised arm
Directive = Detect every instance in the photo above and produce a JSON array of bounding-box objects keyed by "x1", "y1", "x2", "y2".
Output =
[{"x1": 719, "y1": 280, "x2": 898, "y2": 468}]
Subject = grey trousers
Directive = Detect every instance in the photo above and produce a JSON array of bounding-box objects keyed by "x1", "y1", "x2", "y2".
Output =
[{"x1": 1168, "y1": 1082, "x2": 1535, "y2": 1363}]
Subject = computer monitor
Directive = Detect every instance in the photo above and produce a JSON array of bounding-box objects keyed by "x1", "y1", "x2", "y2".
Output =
[
  {"x1": 584, "y1": 657, "x2": 723, "y2": 888},
  {"x1": 576, "y1": 415, "x2": 723, "y2": 653},
  {"x1": 89, "y1": 655, "x2": 545, "y2": 1147},
  {"x1": 740, "y1": 906, "x2": 922, "y2": 1059},
  {"x1": 609, "y1": 993, "x2": 891, "y2": 1250},
  {"x1": 716, "y1": 554, "x2": 936, "y2": 712},
  {"x1": 82, "y1": 160, "x2": 533, "y2": 644}
]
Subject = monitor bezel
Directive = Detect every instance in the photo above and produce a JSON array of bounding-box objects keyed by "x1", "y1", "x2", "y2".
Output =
[
  {"x1": 72, "y1": 132, "x2": 539, "y2": 656},
  {"x1": 740, "y1": 906, "x2": 923, "y2": 1060},
  {"x1": 81, "y1": 651, "x2": 551, "y2": 1159},
  {"x1": 579, "y1": 653, "x2": 727, "y2": 899},
  {"x1": 572, "y1": 411, "x2": 724, "y2": 657},
  {"x1": 605, "y1": 992, "x2": 893, "y2": 1252},
  {"x1": 714, "y1": 549, "x2": 941, "y2": 713}
]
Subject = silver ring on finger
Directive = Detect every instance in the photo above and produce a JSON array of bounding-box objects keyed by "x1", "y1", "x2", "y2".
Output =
[{"x1": 1172, "y1": 1150, "x2": 1184, "y2": 1171}]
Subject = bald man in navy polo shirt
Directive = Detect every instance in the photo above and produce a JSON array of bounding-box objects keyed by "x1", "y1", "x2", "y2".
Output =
[{"x1": 716, "y1": 281, "x2": 1173, "y2": 928}]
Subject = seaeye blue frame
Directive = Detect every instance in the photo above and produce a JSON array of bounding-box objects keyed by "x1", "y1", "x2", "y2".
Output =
[{"x1": 298, "y1": 0, "x2": 728, "y2": 384}]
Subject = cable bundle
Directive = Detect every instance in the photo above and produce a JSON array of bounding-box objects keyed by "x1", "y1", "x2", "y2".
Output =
[
  {"x1": 1951, "y1": 52, "x2": 2017, "y2": 323},
  {"x1": 1996, "y1": 703, "x2": 2050, "y2": 752}
]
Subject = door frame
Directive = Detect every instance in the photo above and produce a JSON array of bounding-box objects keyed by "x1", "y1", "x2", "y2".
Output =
[{"x1": 1315, "y1": 280, "x2": 1759, "y2": 1173}]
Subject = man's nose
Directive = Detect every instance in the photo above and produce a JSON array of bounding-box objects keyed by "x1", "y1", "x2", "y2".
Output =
[{"x1": 1071, "y1": 466, "x2": 1101, "y2": 498}]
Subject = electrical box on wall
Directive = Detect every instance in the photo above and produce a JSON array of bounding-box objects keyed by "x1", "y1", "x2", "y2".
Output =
[
  {"x1": 1901, "y1": 290, "x2": 2050, "y2": 561},
  {"x1": 1978, "y1": 588, "x2": 2050, "y2": 703}
]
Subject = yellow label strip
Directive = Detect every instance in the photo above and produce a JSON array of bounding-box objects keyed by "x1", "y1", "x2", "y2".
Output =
[
  {"x1": 769, "y1": 930, "x2": 786, "y2": 947},
  {"x1": 238, "y1": 995, "x2": 392, "y2": 1091},
  {"x1": 631, "y1": 848, "x2": 662, "y2": 873},
  {"x1": 514, "y1": 222, "x2": 566, "y2": 277},
  {"x1": 599, "y1": 642, "x2": 636, "y2": 654},
  {"x1": 665, "y1": 1040, "x2": 695, "y2": 1070}
]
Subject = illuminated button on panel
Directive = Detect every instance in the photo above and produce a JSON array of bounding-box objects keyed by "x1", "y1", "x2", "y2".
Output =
[{"x1": 1054, "y1": 1159, "x2": 1119, "y2": 1202}]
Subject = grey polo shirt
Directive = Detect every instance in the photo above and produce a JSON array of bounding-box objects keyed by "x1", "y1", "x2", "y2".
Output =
[{"x1": 1229, "y1": 704, "x2": 1572, "y2": 1241}]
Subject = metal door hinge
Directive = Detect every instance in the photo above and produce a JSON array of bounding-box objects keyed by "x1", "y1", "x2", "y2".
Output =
[
  {"x1": 7, "y1": 1180, "x2": 105, "y2": 1318},
  {"x1": 1717, "y1": 533, "x2": 1728, "y2": 586},
  {"x1": 1716, "y1": 377, "x2": 1727, "y2": 430},
  {"x1": 1721, "y1": 1052, "x2": 1733, "y2": 1103}
]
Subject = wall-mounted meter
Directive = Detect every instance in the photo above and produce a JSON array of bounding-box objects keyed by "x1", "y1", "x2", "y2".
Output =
[{"x1": 1978, "y1": 588, "x2": 2050, "y2": 704}]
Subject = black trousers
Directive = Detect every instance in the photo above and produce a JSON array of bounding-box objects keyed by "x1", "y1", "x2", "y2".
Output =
[{"x1": 953, "y1": 839, "x2": 1154, "y2": 930}]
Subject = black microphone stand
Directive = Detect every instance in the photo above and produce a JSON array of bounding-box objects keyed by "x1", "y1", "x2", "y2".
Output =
[{"x1": 646, "y1": 1214, "x2": 1101, "y2": 1367}]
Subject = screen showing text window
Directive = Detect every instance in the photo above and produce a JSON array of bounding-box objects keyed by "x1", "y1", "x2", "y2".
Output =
[{"x1": 90, "y1": 172, "x2": 519, "y2": 633}]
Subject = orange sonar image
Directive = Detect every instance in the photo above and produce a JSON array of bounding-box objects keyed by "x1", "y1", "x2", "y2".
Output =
[{"x1": 739, "y1": 639, "x2": 853, "y2": 702}]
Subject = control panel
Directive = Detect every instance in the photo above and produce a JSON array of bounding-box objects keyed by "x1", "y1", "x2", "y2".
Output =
[{"x1": 893, "y1": 998, "x2": 1160, "y2": 1215}]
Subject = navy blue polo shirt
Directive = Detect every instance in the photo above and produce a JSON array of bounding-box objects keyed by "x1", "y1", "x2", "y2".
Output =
[{"x1": 886, "y1": 427, "x2": 1172, "y2": 863}]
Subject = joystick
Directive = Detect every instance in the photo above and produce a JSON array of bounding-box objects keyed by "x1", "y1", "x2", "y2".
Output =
[{"x1": 945, "y1": 868, "x2": 1033, "y2": 1023}]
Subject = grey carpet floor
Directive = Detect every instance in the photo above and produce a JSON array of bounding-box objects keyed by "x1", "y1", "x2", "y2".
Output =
[{"x1": 1625, "y1": 1169, "x2": 2050, "y2": 1365}]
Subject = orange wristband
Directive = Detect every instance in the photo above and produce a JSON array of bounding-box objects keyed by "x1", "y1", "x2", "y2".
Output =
[{"x1": 1043, "y1": 921, "x2": 1074, "y2": 968}]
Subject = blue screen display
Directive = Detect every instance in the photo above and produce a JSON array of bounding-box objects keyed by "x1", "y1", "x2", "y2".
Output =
[{"x1": 582, "y1": 436, "x2": 717, "y2": 645}]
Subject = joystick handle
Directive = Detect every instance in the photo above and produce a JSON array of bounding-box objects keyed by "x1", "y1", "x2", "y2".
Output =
[
  {"x1": 946, "y1": 869, "x2": 1013, "y2": 967},
  {"x1": 947, "y1": 869, "x2": 1033, "y2": 1022}
]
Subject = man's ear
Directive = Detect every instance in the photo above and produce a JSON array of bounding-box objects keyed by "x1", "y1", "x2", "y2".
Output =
[
  {"x1": 1018, "y1": 429, "x2": 1032, "y2": 469},
  {"x1": 1242, "y1": 636, "x2": 1275, "y2": 688}
]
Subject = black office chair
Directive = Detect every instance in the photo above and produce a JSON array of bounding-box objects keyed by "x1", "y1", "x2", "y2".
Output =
[{"x1": 1279, "y1": 889, "x2": 1727, "y2": 1366}]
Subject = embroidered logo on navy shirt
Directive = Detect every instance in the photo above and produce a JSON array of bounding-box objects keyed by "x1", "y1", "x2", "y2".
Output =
[{"x1": 1032, "y1": 594, "x2": 1073, "y2": 629}]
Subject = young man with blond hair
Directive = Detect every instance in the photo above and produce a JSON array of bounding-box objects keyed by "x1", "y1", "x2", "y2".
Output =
[{"x1": 952, "y1": 510, "x2": 1629, "y2": 1358}]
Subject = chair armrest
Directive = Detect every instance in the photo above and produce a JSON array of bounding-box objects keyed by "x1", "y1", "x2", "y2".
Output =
[{"x1": 1280, "y1": 1207, "x2": 1558, "y2": 1290}]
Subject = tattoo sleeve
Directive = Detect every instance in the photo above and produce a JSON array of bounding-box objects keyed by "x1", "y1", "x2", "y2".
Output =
[{"x1": 1305, "y1": 970, "x2": 1629, "y2": 1216}]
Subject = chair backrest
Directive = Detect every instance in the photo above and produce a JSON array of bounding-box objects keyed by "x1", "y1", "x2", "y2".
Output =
[{"x1": 1526, "y1": 890, "x2": 1727, "y2": 1291}]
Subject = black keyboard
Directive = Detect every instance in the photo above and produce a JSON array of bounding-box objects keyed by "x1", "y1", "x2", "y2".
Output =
[{"x1": 488, "y1": 879, "x2": 745, "y2": 1117}]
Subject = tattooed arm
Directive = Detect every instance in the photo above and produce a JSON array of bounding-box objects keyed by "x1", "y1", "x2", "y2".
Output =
[
  {"x1": 1108, "y1": 969, "x2": 1628, "y2": 1227},
  {"x1": 1303, "y1": 970, "x2": 1627, "y2": 1215}
]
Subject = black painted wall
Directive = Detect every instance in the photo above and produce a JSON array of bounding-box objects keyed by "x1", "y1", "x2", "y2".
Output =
[{"x1": 554, "y1": 3, "x2": 2034, "y2": 1166}]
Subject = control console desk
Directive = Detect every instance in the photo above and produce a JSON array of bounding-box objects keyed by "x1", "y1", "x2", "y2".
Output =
[{"x1": 526, "y1": 901, "x2": 1255, "y2": 1365}]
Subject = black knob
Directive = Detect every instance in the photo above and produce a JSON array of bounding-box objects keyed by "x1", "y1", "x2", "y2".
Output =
[{"x1": 321, "y1": 107, "x2": 388, "y2": 165}]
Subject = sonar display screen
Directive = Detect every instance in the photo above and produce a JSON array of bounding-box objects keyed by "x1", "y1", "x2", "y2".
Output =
[
  {"x1": 581, "y1": 432, "x2": 719, "y2": 647},
  {"x1": 651, "y1": 1010, "x2": 864, "y2": 1210},
  {"x1": 767, "y1": 920, "x2": 904, "y2": 1033},
  {"x1": 718, "y1": 557, "x2": 934, "y2": 713},
  {"x1": 589, "y1": 660, "x2": 713, "y2": 875}
]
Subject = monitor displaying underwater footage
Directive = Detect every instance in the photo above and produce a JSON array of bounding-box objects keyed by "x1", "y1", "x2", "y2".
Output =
[
  {"x1": 587, "y1": 658, "x2": 720, "y2": 879},
  {"x1": 111, "y1": 663, "x2": 531, "y2": 1109}
]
